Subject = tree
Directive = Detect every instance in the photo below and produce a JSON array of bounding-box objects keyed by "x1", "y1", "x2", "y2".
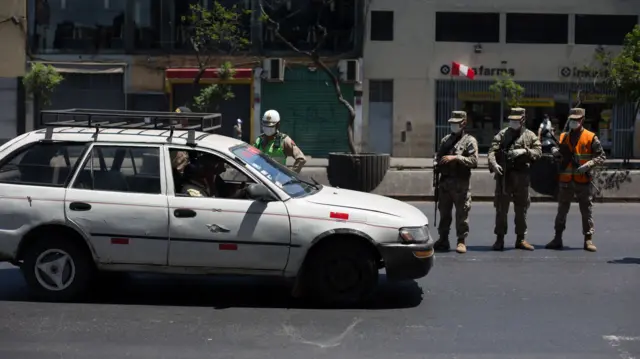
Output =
[
  {"x1": 181, "y1": 2, "x2": 251, "y2": 110},
  {"x1": 258, "y1": 0, "x2": 358, "y2": 154},
  {"x1": 489, "y1": 73, "x2": 525, "y2": 108},
  {"x1": 23, "y1": 62, "x2": 64, "y2": 107}
]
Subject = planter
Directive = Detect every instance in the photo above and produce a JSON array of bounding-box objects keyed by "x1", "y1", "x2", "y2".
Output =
[
  {"x1": 530, "y1": 154, "x2": 558, "y2": 198},
  {"x1": 327, "y1": 152, "x2": 390, "y2": 192}
]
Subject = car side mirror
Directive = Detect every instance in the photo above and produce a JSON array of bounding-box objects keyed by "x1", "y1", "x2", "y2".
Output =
[{"x1": 246, "y1": 183, "x2": 277, "y2": 202}]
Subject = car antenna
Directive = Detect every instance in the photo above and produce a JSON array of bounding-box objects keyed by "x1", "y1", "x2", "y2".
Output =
[
  {"x1": 167, "y1": 125, "x2": 175, "y2": 143},
  {"x1": 186, "y1": 129, "x2": 196, "y2": 147},
  {"x1": 44, "y1": 126, "x2": 53, "y2": 141},
  {"x1": 92, "y1": 124, "x2": 100, "y2": 141}
]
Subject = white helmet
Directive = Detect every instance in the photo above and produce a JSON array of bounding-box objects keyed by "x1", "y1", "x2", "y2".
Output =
[{"x1": 262, "y1": 109, "x2": 281, "y2": 127}]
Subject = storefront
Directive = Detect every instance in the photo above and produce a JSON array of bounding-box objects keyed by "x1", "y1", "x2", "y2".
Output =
[{"x1": 435, "y1": 79, "x2": 634, "y2": 157}]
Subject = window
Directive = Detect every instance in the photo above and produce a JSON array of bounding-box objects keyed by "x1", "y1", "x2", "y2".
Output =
[
  {"x1": 231, "y1": 144, "x2": 319, "y2": 198},
  {"x1": 0, "y1": 142, "x2": 87, "y2": 186},
  {"x1": 370, "y1": 11, "x2": 393, "y2": 41},
  {"x1": 72, "y1": 145, "x2": 161, "y2": 194},
  {"x1": 369, "y1": 80, "x2": 393, "y2": 103},
  {"x1": 575, "y1": 15, "x2": 638, "y2": 45},
  {"x1": 132, "y1": 0, "x2": 172, "y2": 50},
  {"x1": 506, "y1": 13, "x2": 568, "y2": 44},
  {"x1": 169, "y1": 148, "x2": 256, "y2": 199},
  {"x1": 435, "y1": 12, "x2": 500, "y2": 43},
  {"x1": 31, "y1": 0, "x2": 126, "y2": 53}
]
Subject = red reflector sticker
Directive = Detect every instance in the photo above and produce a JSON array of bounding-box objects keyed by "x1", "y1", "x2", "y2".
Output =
[
  {"x1": 219, "y1": 243, "x2": 238, "y2": 251},
  {"x1": 111, "y1": 238, "x2": 129, "y2": 245},
  {"x1": 330, "y1": 212, "x2": 349, "y2": 220}
]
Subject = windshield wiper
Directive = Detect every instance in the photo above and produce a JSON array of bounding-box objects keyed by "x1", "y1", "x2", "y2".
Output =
[{"x1": 282, "y1": 177, "x2": 320, "y2": 189}]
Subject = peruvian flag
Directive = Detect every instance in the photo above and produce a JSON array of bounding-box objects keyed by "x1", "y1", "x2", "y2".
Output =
[{"x1": 451, "y1": 62, "x2": 475, "y2": 80}]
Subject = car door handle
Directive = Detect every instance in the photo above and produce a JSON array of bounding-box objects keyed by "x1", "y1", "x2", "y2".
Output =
[
  {"x1": 69, "y1": 202, "x2": 91, "y2": 211},
  {"x1": 174, "y1": 208, "x2": 197, "y2": 218}
]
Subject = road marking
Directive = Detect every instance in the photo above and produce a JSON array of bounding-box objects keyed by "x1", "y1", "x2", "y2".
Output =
[
  {"x1": 603, "y1": 335, "x2": 640, "y2": 359},
  {"x1": 282, "y1": 318, "x2": 362, "y2": 349}
]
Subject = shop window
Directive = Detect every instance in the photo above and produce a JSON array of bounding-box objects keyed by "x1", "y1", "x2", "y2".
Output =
[
  {"x1": 369, "y1": 80, "x2": 393, "y2": 103},
  {"x1": 506, "y1": 13, "x2": 568, "y2": 44},
  {"x1": 435, "y1": 12, "x2": 500, "y2": 43},
  {"x1": 370, "y1": 11, "x2": 393, "y2": 41},
  {"x1": 31, "y1": 0, "x2": 126, "y2": 53},
  {"x1": 575, "y1": 15, "x2": 638, "y2": 45},
  {"x1": 262, "y1": 0, "x2": 356, "y2": 53}
]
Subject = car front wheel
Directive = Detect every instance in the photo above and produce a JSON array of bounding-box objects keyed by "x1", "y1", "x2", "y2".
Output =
[{"x1": 21, "y1": 237, "x2": 95, "y2": 302}]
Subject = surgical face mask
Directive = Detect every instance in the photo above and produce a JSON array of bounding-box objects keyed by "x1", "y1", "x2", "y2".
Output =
[
  {"x1": 569, "y1": 120, "x2": 580, "y2": 130},
  {"x1": 509, "y1": 120, "x2": 522, "y2": 130},
  {"x1": 262, "y1": 126, "x2": 276, "y2": 136},
  {"x1": 450, "y1": 124, "x2": 462, "y2": 133}
]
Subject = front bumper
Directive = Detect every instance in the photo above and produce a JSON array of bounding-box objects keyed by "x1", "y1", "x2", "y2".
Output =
[{"x1": 378, "y1": 242, "x2": 434, "y2": 281}]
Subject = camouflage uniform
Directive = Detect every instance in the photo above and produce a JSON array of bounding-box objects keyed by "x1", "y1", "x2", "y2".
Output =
[
  {"x1": 433, "y1": 111, "x2": 479, "y2": 254},
  {"x1": 487, "y1": 108, "x2": 542, "y2": 251},
  {"x1": 546, "y1": 108, "x2": 606, "y2": 252}
]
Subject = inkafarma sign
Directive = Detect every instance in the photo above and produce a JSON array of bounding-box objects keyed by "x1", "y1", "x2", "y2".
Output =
[{"x1": 440, "y1": 64, "x2": 516, "y2": 77}]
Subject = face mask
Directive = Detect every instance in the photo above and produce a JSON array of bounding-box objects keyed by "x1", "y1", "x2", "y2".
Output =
[
  {"x1": 509, "y1": 120, "x2": 522, "y2": 130},
  {"x1": 569, "y1": 120, "x2": 580, "y2": 130},
  {"x1": 262, "y1": 126, "x2": 276, "y2": 136},
  {"x1": 450, "y1": 124, "x2": 462, "y2": 133}
]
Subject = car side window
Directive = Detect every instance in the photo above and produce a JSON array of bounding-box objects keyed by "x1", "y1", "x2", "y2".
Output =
[
  {"x1": 72, "y1": 145, "x2": 161, "y2": 194},
  {"x1": 0, "y1": 142, "x2": 87, "y2": 186}
]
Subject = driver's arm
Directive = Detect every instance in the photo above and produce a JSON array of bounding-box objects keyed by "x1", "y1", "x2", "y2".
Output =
[{"x1": 282, "y1": 137, "x2": 306, "y2": 173}]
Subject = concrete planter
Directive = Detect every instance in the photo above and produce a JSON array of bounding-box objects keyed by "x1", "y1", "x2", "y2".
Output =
[{"x1": 327, "y1": 152, "x2": 390, "y2": 192}]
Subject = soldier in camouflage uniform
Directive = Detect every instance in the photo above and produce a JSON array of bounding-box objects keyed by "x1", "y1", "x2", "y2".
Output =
[
  {"x1": 546, "y1": 108, "x2": 606, "y2": 252},
  {"x1": 433, "y1": 111, "x2": 479, "y2": 254},
  {"x1": 487, "y1": 108, "x2": 542, "y2": 251}
]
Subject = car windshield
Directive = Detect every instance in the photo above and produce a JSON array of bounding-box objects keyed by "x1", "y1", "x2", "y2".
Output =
[{"x1": 230, "y1": 144, "x2": 319, "y2": 198}]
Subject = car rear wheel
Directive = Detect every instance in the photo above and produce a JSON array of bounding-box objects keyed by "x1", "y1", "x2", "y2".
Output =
[
  {"x1": 21, "y1": 237, "x2": 95, "y2": 302},
  {"x1": 305, "y1": 241, "x2": 379, "y2": 305}
]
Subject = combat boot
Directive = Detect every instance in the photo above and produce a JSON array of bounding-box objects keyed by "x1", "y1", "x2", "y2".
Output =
[
  {"x1": 433, "y1": 236, "x2": 450, "y2": 252},
  {"x1": 456, "y1": 238, "x2": 467, "y2": 254},
  {"x1": 515, "y1": 236, "x2": 534, "y2": 251},
  {"x1": 584, "y1": 234, "x2": 597, "y2": 252},
  {"x1": 545, "y1": 232, "x2": 564, "y2": 250},
  {"x1": 492, "y1": 235, "x2": 504, "y2": 251}
]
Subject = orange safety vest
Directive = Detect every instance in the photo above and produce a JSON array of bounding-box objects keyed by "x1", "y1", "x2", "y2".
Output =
[{"x1": 558, "y1": 129, "x2": 595, "y2": 184}]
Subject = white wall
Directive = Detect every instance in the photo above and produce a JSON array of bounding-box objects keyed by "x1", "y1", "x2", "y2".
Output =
[{"x1": 362, "y1": 0, "x2": 640, "y2": 157}]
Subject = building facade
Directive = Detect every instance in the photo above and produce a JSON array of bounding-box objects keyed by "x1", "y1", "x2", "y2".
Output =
[
  {"x1": 362, "y1": 0, "x2": 640, "y2": 158},
  {"x1": 25, "y1": 0, "x2": 363, "y2": 157},
  {"x1": 0, "y1": 0, "x2": 27, "y2": 144}
]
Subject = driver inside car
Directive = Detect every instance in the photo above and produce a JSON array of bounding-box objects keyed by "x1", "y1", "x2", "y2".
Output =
[{"x1": 180, "y1": 155, "x2": 245, "y2": 199}]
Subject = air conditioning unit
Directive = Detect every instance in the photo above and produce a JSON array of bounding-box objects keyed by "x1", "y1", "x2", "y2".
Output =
[
  {"x1": 262, "y1": 58, "x2": 285, "y2": 82},
  {"x1": 338, "y1": 59, "x2": 360, "y2": 83}
]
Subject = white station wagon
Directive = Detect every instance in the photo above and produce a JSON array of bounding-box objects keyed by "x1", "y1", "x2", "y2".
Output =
[{"x1": 0, "y1": 109, "x2": 434, "y2": 304}]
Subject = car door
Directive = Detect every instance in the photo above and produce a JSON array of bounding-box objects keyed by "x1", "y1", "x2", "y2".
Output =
[
  {"x1": 65, "y1": 143, "x2": 170, "y2": 265},
  {"x1": 165, "y1": 146, "x2": 291, "y2": 271}
]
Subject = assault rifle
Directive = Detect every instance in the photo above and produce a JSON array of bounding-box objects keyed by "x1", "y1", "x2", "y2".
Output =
[
  {"x1": 492, "y1": 133, "x2": 518, "y2": 195},
  {"x1": 542, "y1": 128, "x2": 601, "y2": 195},
  {"x1": 433, "y1": 135, "x2": 462, "y2": 228}
]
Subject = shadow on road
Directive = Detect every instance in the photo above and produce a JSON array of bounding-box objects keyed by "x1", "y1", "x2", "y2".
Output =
[
  {"x1": 0, "y1": 268, "x2": 423, "y2": 310},
  {"x1": 607, "y1": 257, "x2": 640, "y2": 265}
]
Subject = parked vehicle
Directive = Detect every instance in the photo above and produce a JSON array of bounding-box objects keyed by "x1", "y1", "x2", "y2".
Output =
[{"x1": 0, "y1": 109, "x2": 434, "y2": 305}]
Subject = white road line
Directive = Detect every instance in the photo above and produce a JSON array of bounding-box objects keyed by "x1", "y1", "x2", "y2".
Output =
[{"x1": 603, "y1": 335, "x2": 640, "y2": 359}]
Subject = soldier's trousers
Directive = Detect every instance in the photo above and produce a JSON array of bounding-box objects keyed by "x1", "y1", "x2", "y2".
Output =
[
  {"x1": 554, "y1": 182, "x2": 595, "y2": 235},
  {"x1": 437, "y1": 178, "x2": 471, "y2": 240},
  {"x1": 494, "y1": 172, "x2": 531, "y2": 236}
]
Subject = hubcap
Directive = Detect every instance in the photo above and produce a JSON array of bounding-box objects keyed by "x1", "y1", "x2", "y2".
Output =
[{"x1": 34, "y1": 249, "x2": 76, "y2": 291}]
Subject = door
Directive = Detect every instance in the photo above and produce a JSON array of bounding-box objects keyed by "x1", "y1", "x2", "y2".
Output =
[
  {"x1": 65, "y1": 143, "x2": 169, "y2": 265},
  {"x1": 367, "y1": 80, "x2": 393, "y2": 154},
  {"x1": 165, "y1": 146, "x2": 291, "y2": 271}
]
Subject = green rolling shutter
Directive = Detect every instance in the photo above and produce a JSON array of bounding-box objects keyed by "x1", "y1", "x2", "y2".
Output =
[{"x1": 261, "y1": 67, "x2": 354, "y2": 158}]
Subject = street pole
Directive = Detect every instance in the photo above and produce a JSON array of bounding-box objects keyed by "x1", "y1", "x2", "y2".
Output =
[{"x1": 500, "y1": 90, "x2": 504, "y2": 129}]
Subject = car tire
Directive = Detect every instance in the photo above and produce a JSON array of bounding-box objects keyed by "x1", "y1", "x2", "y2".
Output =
[
  {"x1": 21, "y1": 237, "x2": 95, "y2": 302},
  {"x1": 305, "y1": 240, "x2": 379, "y2": 305}
]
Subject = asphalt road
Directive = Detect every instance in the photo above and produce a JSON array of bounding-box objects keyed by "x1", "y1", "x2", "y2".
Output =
[{"x1": 1, "y1": 202, "x2": 639, "y2": 359}]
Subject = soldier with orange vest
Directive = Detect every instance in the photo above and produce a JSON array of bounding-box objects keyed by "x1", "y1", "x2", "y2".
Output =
[{"x1": 547, "y1": 108, "x2": 606, "y2": 252}]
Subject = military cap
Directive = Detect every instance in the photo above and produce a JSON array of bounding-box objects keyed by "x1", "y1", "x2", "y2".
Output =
[
  {"x1": 507, "y1": 107, "x2": 526, "y2": 120},
  {"x1": 448, "y1": 110, "x2": 467, "y2": 123},
  {"x1": 175, "y1": 106, "x2": 192, "y2": 113},
  {"x1": 568, "y1": 108, "x2": 585, "y2": 119}
]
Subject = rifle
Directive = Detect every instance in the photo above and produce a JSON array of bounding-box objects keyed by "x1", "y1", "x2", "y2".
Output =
[
  {"x1": 543, "y1": 128, "x2": 601, "y2": 195},
  {"x1": 493, "y1": 132, "x2": 518, "y2": 195},
  {"x1": 433, "y1": 135, "x2": 463, "y2": 227}
]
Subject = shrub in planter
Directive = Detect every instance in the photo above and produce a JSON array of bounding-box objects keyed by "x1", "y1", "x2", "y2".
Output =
[{"x1": 23, "y1": 62, "x2": 64, "y2": 106}]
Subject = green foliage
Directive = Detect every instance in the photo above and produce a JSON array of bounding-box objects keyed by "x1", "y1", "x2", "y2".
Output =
[
  {"x1": 193, "y1": 61, "x2": 236, "y2": 111},
  {"x1": 181, "y1": 2, "x2": 251, "y2": 58},
  {"x1": 23, "y1": 63, "x2": 64, "y2": 106},
  {"x1": 593, "y1": 24, "x2": 640, "y2": 108},
  {"x1": 489, "y1": 73, "x2": 525, "y2": 108}
]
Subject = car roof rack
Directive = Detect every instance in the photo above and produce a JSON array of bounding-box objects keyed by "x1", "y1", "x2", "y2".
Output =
[{"x1": 39, "y1": 108, "x2": 222, "y2": 134}]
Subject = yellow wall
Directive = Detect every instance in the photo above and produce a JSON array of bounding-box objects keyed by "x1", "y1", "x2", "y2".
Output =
[{"x1": 0, "y1": 0, "x2": 26, "y2": 77}]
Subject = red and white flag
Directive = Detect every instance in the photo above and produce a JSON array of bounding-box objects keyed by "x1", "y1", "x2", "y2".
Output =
[{"x1": 451, "y1": 62, "x2": 475, "y2": 80}]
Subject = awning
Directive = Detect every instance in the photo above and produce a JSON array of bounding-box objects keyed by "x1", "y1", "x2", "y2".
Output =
[
  {"x1": 165, "y1": 68, "x2": 253, "y2": 79},
  {"x1": 28, "y1": 61, "x2": 127, "y2": 74}
]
